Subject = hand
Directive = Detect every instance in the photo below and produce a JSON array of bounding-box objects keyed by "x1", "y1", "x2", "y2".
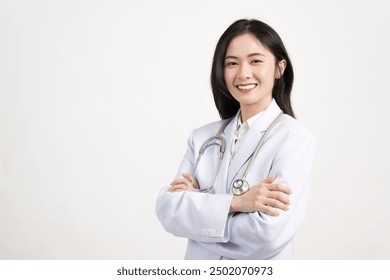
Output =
[
  {"x1": 229, "y1": 175, "x2": 292, "y2": 216},
  {"x1": 168, "y1": 172, "x2": 199, "y2": 192}
]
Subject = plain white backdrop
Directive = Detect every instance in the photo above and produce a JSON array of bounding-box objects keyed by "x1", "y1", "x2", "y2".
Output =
[{"x1": 1, "y1": 0, "x2": 389, "y2": 259}]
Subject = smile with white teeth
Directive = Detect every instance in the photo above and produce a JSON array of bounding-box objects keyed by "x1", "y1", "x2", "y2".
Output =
[{"x1": 237, "y1": 83, "x2": 257, "y2": 90}]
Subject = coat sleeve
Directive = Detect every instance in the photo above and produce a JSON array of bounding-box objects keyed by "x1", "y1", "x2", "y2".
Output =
[
  {"x1": 197, "y1": 129, "x2": 317, "y2": 259},
  {"x1": 155, "y1": 130, "x2": 234, "y2": 243}
]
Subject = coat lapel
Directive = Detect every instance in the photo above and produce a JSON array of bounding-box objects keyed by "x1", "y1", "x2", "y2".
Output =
[
  {"x1": 213, "y1": 113, "x2": 238, "y2": 193},
  {"x1": 227, "y1": 100, "x2": 283, "y2": 190}
]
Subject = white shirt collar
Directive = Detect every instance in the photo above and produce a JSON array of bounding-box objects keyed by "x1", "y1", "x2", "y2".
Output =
[{"x1": 237, "y1": 107, "x2": 266, "y2": 129}]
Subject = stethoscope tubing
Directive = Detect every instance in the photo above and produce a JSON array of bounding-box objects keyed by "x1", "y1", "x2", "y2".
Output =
[
  {"x1": 240, "y1": 110, "x2": 284, "y2": 181},
  {"x1": 192, "y1": 110, "x2": 283, "y2": 195}
]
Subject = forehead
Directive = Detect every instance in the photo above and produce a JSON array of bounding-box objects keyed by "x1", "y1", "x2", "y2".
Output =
[{"x1": 226, "y1": 33, "x2": 271, "y2": 56}]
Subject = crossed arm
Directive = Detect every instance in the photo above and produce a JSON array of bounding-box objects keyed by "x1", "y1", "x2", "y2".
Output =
[
  {"x1": 156, "y1": 126, "x2": 316, "y2": 259},
  {"x1": 169, "y1": 172, "x2": 292, "y2": 216}
]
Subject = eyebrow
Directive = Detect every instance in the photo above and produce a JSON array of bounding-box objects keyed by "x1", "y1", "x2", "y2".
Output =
[{"x1": 225, "y1": 52, "x2": 266, "y2": 60}]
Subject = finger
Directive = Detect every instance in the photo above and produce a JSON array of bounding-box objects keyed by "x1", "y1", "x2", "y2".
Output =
[
  {"x1": 265, "y1": 198, "x2": 289, "y2": 211},
  {"x1": 182, "y1": 172, "x2": 192, "y2": 179},
  {"x1": 267, "y1": 191, "x2": 290, "y2": 205},
  {"x1": 262, "y1": 175, "x2": 277, "y2": 184},
  {"x1": 168, "y1": 184, "x2": 192, "y2": 192},
  {"x1": 170, "y1": 178, "x2": 185, "y2": 186},
  {"x1": 260, "y1": 205, "x2": 280, "y2": 216},
  {"x1": 193, "y1": 179, "x2": 199, "y2": 189},
  {"x1": 168, "y1": 183, "x2": 187, "y2": 191},
  {"x1": 181, "y1": 173, "x2": 199, "y2": 189},
  {"x1": 171, "y1": 188, "x2": 189, "y2": 192},
  {"x1": 267, "y1": 183, "x2": 292, "y2": 195},
  {"x1": 172, "y1": 178, "x2": 192, "y2": 188},
  {"x1": 181, "y1": 173, "x2": 194, "y2": 185},
  {"x1": 168, "y1": 184, "x2": 181, "y2": 192}
]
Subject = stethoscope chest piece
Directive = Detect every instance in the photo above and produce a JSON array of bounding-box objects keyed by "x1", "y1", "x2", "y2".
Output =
[{"x1": 232, "y1": 179, "x2": 249, "y2": 196}]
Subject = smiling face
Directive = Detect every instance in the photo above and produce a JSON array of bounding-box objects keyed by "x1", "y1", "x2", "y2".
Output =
[{"x1": 224, "y1": 32, "x2": 285, "y2": 121}]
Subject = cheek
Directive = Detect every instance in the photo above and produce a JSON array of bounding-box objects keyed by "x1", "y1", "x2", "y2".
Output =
[
  {"x1": 257, "y1": 65, "x2": 272, "y2": 76},
  {"x1": 224, "y1": 69, "x2": 234, "y2": 83},
  {"x1": 256, "y1": 67, "x2": 276, "y2": 84}
]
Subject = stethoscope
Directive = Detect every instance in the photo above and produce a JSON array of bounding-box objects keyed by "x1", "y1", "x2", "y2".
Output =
[{"x1": 191, "y1": 111, "x2": 284, "y2": 196}]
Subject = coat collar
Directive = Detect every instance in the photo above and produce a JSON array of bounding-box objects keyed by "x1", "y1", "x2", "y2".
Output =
[{"x1": 225, "y1": 99, "x2": 283, "y2": 191}]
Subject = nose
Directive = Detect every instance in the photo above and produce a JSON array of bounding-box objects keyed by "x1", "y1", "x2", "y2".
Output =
[{"x1": 237, "y1": 63, "x2": 251, "y2": 80}]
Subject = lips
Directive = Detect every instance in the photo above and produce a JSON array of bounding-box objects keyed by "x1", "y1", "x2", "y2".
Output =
[{"x1": 236, "y1": 83, "x2": 257, "y2": 90}]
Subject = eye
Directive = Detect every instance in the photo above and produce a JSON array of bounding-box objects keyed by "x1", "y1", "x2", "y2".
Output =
[
  {"x1": 225, "y1": 61, "x2": 238, "y2": 67},
  {"x1": 251, "y1": 59, "x2": 263, "y2": 64}
]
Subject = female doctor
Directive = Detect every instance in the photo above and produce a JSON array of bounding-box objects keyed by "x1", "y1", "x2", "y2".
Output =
[{"x1": 156, "y1": 19, "x2": 316, "y2": 260}]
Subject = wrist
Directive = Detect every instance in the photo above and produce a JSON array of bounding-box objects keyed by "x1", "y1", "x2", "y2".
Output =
[{"x1": 229, "y1": 195, "x2": 239, "y2": 214}]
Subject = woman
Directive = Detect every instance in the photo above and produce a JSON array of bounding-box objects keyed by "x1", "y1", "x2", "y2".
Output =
[{"x1": 156, "y1": 19, "x2": 316, "y2": 260}]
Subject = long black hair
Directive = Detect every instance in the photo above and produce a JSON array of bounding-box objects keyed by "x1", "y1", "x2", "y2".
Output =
[{"x1": 211, "y1": 19, "x2": 295, "y2": 119}]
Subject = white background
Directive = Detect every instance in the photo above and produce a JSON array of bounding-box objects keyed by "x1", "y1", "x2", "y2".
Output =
[{"x1": 0, "y1": 0, "x2": 389, "y2": 259}]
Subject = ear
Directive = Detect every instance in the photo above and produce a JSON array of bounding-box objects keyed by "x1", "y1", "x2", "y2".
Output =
[{"x1": 276, "y1": 59, "x2": 287, "y2": 79}]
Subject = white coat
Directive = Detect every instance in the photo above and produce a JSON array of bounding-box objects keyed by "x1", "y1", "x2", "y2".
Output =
[{"x1": 156, "y1": 99, "x2": 316, "y2": 259}]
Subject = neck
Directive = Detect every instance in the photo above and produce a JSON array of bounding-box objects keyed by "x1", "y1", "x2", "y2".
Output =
[{"x1": 240, "y1": 99, "x2": 272, "y2": 123}]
